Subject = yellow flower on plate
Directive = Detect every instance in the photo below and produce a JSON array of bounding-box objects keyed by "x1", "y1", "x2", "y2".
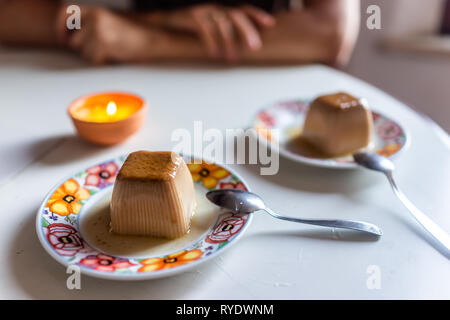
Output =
[
  {"x1": 188, "y1": 162, "x2": 230, "y2": 189},
  {"x1": 254, "y1": 124, "x2": 274, "y2": 142},
  {"x1": 377, "y1": 143, "x2": 401, "y2": 157},
  {"x1": 138, "y1": 249, "x2": 203, "y2": 272},
  {"x1": 46, "y1": 178, "x2": 90, "y2": 216}
]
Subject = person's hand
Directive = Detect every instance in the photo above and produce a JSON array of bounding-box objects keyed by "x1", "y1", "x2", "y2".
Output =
[
  {"x1": 56, "y1": 6, "x2": 157, "y2": 64},
  {"x1": 162, "y1": 4, "x2": 276, "y2": 62}
]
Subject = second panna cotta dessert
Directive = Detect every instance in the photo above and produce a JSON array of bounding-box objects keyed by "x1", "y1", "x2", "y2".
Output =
[{"x1": 302, "y1": 92, "x2": 373, "y2": 157}]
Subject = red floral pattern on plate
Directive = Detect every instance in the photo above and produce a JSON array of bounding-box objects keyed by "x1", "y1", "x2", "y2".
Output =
[
  {"x1": 85, "y1": 162, "x2": 118, "y2": 188},
  {"x1": 206, "y1": 212, "x2": 248, "y2": 243},
  {"x1": 79, "y1": 254, "x2": 135, "y2": 272},
  {"x1": 257, "y1": 111, "x2": 275, "y2": 127},
  {"x1": 45, "y1": 223, "x2": 85, "y2": 257},
  {"x1": 277, "y1": 100, "x2": 308, "y2": 113},
  {"x1": 219, "y1": 181, "x2": 247, "y2": 191},
  {"x1": 376, "y1": 121, "x2": 402, "y2": 140}
]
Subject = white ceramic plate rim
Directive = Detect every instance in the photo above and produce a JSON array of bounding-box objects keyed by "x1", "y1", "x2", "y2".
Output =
[
  {"x1": 251, "y1": 100, "x2": 411, "y2": 169},
  {"x1": 36, "y1": 155, "x2": 253, "y2": 281}
]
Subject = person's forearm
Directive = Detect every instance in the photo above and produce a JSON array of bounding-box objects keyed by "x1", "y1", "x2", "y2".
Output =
[
  {"x1": 241, "y1": 4, "x2": 359, "y2": 65},
  {"x1": 147, "y1": 4, "x2": 359, "y2": 65},
  {"x1": 244, "y1": 0, "x2": 359, "y2": 65},
  {"x1": 146, "y1": 24, "x2": 334, "y2": 65},
  {"x1": 0, "y1": 0, "x2": 61, "y2": 46}
]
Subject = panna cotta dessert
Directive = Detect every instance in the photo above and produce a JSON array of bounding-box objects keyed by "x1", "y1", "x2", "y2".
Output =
[
  {"x1": 110, "y1": 151, "x2": 196, "y2": 238},
  {"x1": 302, "y1": 92, "x2": 373, "y2": 157}
]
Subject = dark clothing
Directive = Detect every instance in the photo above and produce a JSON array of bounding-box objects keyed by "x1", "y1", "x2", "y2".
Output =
[
  {"x1": 134, "y1": 0, "x2": 290, "y2": 13},
  {"x1": 441, "y1": 0, "x2": 450, "y2": 34}
]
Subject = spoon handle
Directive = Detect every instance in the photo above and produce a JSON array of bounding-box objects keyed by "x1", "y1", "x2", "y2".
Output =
[
  {"x1": 385, "y1": 172, "x2": 450, "y2": 255},
  {"x1": 263, "y1": 207, "x2": 382, "y2": 236}
]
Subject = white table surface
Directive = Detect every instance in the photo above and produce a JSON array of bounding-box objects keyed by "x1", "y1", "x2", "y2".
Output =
[{"x1": 0, "y1": 48, "x2": 449, "y2": 299}]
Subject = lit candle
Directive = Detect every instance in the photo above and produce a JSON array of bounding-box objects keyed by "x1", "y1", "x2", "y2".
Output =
[
  {"x1": 106, "y1": 101, "x2": 117, "y2": 117},
  {"x1": 68, "y1": 92, "x2": 147, "y2": 145}
]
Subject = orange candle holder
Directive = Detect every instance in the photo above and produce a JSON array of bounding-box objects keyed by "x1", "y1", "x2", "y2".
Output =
[{"x1": 68, "y1": 91, "x2": 147, "y2": 146}]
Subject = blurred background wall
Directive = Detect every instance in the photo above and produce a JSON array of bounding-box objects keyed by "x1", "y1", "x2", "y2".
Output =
[{"x1": 348, "y1": 0, "x2": 450, "y2": 132}]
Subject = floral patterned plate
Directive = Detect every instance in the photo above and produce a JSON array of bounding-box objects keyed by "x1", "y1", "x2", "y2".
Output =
[
  {"x1": 36, "y1": 155, "x2": 252, "y2": 280},
  {"x1": 252, "y1": 99, "x2": 409, "y2": 169}
]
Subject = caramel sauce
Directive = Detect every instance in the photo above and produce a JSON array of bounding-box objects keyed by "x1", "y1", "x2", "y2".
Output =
[
  {"x1": 79, "y1": 185, "x2": 218, "y2": 258},
  {"x1": 286, "y1": 134, "x2": 333, "y2": 159},
  {"x1": 285, "y1": 129, "x2": 373, "y2": 159}
]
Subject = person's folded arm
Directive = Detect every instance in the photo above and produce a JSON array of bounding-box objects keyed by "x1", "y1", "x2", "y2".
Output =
[{"x1": 138, "y1": 0, "x2": 360, "y2": 66}]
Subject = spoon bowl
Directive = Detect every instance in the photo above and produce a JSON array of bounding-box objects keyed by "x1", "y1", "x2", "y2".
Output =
[
  {"x1": 353, "y1": 151, "x2": 395, "y2": 173},
  {"x1": 206, "y1": 189, "x2": 265, "y2": 213}
]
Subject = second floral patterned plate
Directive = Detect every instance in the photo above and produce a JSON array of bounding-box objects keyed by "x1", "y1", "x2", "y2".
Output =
[
  {"x1": 252, "y1": 99, "x2": 409, "y2": 169},
  {"x1": 36, "y1": 155, "x2": 252, "y2": 280}
]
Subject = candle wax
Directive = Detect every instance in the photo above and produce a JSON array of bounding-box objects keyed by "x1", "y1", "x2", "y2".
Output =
[
  {"x1": 71, "y1": 93, "x2": 143, "y2": 123},
  {"x1": 74, "y1": 103, "x2": 138, "y2": 123}
]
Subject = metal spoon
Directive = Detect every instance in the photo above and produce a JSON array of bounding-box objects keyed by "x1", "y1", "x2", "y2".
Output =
[
  {"x1": 206, "y1": 189, "x2": 383, "y2": 236},
  {"x1": 353, "y1": 151, "x2": 450, "y2": 255}
]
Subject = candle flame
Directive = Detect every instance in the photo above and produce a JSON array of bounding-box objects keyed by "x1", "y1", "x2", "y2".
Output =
[{"x1": 106, "y1": 101, "x2": 117, "y2": 116}]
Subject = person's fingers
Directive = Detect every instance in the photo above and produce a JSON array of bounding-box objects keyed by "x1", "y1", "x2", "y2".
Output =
[
  {"x1": 212, "y1": 12, "x2": 237, "y2": 62},
  {"x1": 240, "y1": 5, "x2": 276, "y2": 28},
  {"x1": 192, "y1": 14, "x2": 220, "y2": 59},
  {"x1": 228, "y1": 9, "x2": 262, "y2": 51}
]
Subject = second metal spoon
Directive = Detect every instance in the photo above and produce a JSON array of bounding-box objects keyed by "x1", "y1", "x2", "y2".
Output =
[
  {"x1": 206, "y1": 189, "x2": 383, "y2": 236},
  {"x1": 353, "y1": 151, "x2": 450, "y2": 256}
]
